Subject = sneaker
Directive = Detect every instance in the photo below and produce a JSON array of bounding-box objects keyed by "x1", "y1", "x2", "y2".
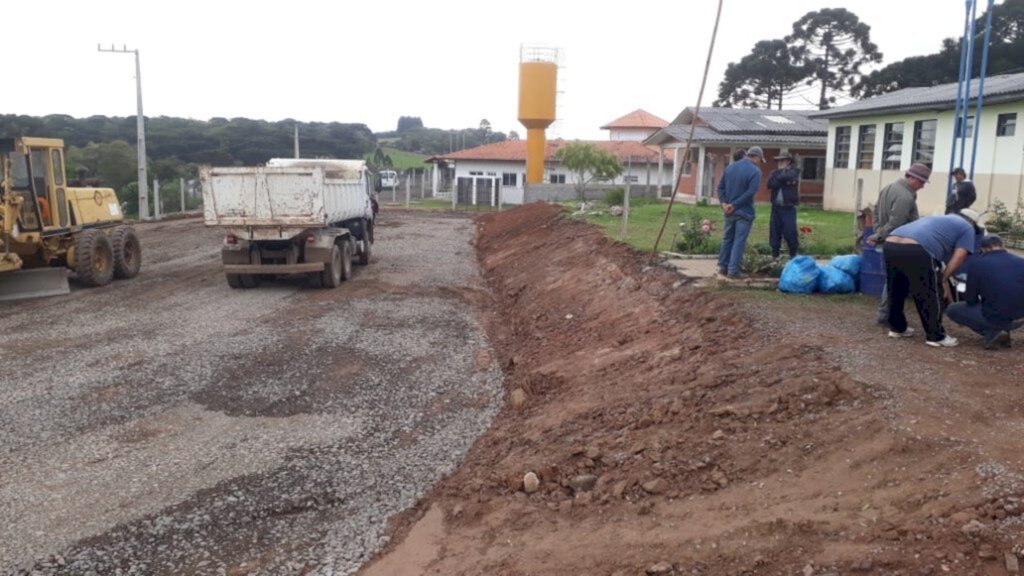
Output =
[
  {"x1": 717, "y1": 267, "x2": 728, "y2": 276},
  {"x1": 888, "y1": 327, "x2": 915, "y2": 338},
  {"x1": 926, "y1": 335, "x2": 959, "y2": 347},
  {"x1": 727, "y1": 272, "x2": 750, "y2": 280}
]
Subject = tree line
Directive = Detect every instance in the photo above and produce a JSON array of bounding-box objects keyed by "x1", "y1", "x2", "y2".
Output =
[{"x1": 715, "y1": 0, "x2": 1024, "y2": 110}]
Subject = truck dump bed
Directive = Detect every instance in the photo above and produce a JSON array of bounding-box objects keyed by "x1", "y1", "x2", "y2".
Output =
[{"x1": 201, "y1": 160, "x2": 373, "y2": 231}]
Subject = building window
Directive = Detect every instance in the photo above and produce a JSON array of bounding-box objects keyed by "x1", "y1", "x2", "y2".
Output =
[
  {"x1": 857, "y1": 124, "x2": 876, "y2": 169},
  {"x1": 468, "y1": 170, "x2": 483, "y2": 176},
  {"x1": 998, "y1": 113, "x2": 1017, "y2": 137},
  {"x1": 882, "y1": 122, "x2": 904, "y2": 170},
  {"x1": 955, "y1": 115, "x2": 975, "y2": 138},
  {"x1": 833, "y1": 126, "x2": 852, "y2": 168},
  {"x1": 549, "y1": 173, "x2": 566, "y2": 184},
  {"x1": 624, "y1": 175, "x2": 639, "y2": 183},
  {"x1": 911, "y1": 119, "x2": 937, "y2": 167},
  {"x1": 502, "y1": 172, "x2": 517, "y2": 186},
  {"x1": 801, "y1": 157, "x2": 826, "y2": 181},
  {"x1": 682, "y1": 149, "x2": 697, "y2": 176}
]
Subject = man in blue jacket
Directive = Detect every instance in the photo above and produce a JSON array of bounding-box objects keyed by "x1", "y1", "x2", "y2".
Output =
[
  {"x1": 716, "y1": 146, "x2": 763, "y2": 278},
  {"x1": 767, "y1": 153, "x2": 801, "y2": 259},
  {"x1": 946, "y1": 234, "x2": 1024, "y2": 349}
]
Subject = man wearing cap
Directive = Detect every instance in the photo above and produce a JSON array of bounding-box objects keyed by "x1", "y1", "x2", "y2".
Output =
[
  {"x1": 883, "y1": 210, "x2": 984, "y2": 347},
  {"x1": 867, "y1": 162, "x2": 931, "y2": 323},
  {"x1": 767, "y1": 154, "x2": 801, "y2": 259},
  {"x1": 946, "y1": 234, "x2": 1024, "y2": 349},
  {"x1": 716, "y1": 146, "x2": 763, "y2": 278},
  {"x1": 945, "y1": 167, "x2": 977, "y2": 214}
]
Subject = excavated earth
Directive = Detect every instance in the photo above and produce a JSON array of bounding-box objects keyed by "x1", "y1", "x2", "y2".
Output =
[{"x1": 361, "y1": 202, "x2": 1024, "y2": 576}]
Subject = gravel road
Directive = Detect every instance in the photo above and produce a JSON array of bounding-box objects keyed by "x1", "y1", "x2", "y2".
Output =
[{"x1": 0, "y1": 211, "x2": 504, "y2": 575}]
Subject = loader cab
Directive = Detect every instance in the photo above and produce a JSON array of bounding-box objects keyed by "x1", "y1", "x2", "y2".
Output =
[{"x1": 0, "y1": 137, "x2": 69, "y2": 231}]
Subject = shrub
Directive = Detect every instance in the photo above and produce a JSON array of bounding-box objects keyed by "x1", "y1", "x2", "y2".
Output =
[
  {"x1": 604, "y1": 187, "x2": 625, "y2": 206},
  {"x1": 674, "y1": 210, "x2": 716, "y2": 253}
]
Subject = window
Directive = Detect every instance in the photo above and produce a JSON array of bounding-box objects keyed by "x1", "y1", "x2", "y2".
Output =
[
  {"x1": 549, "y1": 173, "x2": 566, "y2": 184},
  {"x1": 502, "y1": 172, "x2": 517, "y2": 186},
  {"x1": 955, "y1": 115, "x2": 975, "y2": 138},
  {"x1": 833, "y1": 126, "x2": 852, "y2": 168},
  {"x1": 800, "y1": 157, "x2": 826, "y2": 181},
  {"x1": 998, "y1": 113, "x2": 1017, "y2": 137},
  {"x1": 468, "y1": 170, "x2": 483, "y2": 176},
  {"x1": 857, "y1": 124, "x2": 876, "y2": 169},
  {"x1": 51, "y1": 150, "x2": 65, "y2": 185},
  {"x1": 624, "y1": 175, "x2": 639, "y2": 183},
  {"x1": 911, "y1": 119, "x2": 937, "y2": 167},
  {"x1": 882, "y1": 122, "x2": 904, "y2": 170}
]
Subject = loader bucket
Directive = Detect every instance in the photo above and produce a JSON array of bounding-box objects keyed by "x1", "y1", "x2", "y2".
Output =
[{"x1": 0, "y1": 268, "x2": 71, "y2": 302}]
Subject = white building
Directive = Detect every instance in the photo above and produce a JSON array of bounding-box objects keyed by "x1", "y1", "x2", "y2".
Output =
[
  {"x1": 427, "y1": 138, "x2": 671, "y2": 205},
  {"x1": 810, "y1": 72, "x2": 1024, "y2": 215},
  {"x1": 600, "y1": 109, "x2": 669, "y2": 142}
]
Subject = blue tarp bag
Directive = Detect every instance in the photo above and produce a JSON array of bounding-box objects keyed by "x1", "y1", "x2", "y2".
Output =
[
  {"x1": 778, "y1": 256, "x2": 820, "y2": 294},
  {"x1": 830, "y1": 254, "x2": 862, "y2": 277},
  {"x1": 817, "y1": 264, "x2": 856, "y2": 294}
]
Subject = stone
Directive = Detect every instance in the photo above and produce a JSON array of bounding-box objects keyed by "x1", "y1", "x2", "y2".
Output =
[
  {"x1": 509, "y1": 388, "x2": 527, "y2": 408},
  {"x1": 523, "y1": 472, "x2": 540, "y2": 494},
  {"x1": 642, "y1": 478, "x2": 669, "y2": 495},
  {"x1": 711, "y1": 429, "x2": 727, "y2": 440},
  {"x1": 1007, "y1": 553, "x2": 1020, "y2": 573},
  {"x1": 961, "y1": 519, "x2": 986, "y2": 535},
  {"x1": 585, "y1": 446, "x2": 602, "y2": 459},
  {"x1": 802, "y1": 564, "x2": 814, "y2": 576},
  {"x1": 609, "y1": 206, "x2": 625, "y2": 217},
  {"x1": 612, "y1": 481, "x2": 629, "y2": 499},
  {"x1": 646, "y1": 561, "x2": 673, "y2": 575},
  {"x1": 949, "y1": 511, "x2": 975, "y2": 524},
  {"x1": 570, "y1": 474, "x2": 598, "y2": 493}
]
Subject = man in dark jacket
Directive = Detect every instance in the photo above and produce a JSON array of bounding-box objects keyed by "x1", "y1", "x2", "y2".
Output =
[
  {"x1": 946, "y1": 234, "x2": 1024, "y2": 349},
  {"x1": 767, "y1": 154, "x2": 800, "y2": 259},
  {"x1": 868, "y1": 162, "x2": 930, "y2": 323},
  {"x1": 945, "y1": 167, "x2": 977, "y2": 214},
  {"x1": 716, "y1": 146, "x2": 763, "y2": 278}
]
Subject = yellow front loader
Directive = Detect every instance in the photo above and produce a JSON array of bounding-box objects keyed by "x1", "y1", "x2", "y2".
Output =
[{"x1": 0, "y1": 136, "x2": 142, "y2": 301}]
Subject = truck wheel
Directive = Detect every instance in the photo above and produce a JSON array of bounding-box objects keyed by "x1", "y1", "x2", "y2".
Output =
[
  {"x1": 321, "y1": 244, "x2": 343, "y2": 288},
  {"x1": 341, "y1": 239, "x2": 353, "y2": 281},
  {"x1": 240, "y1": 274, "x2": 261, "y2": 289},
  {"x1": 74, "y1": 229, "x2": 115, "y2": 287},
  {"x1": 226, "y1": 274, "x2": 244, "y2": 289},
  {"x1": 358, "y1": 233, "x2": 371, "y2": 266},
  {"x1": 111, "y1": 226, "x2": 142, "y2": 279}
]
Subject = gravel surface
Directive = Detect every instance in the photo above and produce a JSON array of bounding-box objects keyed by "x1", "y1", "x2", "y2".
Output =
[{"x1": 0, "y1": 211, "x2": 503, "y2": 575}]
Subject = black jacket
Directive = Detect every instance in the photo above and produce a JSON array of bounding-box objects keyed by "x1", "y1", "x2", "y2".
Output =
[
  {"x1": 767, "y1": 166, "x2": 801, "y2": 207},
  {"x1": 945, "y1": 179, "x2": 977, "y2": 214}
]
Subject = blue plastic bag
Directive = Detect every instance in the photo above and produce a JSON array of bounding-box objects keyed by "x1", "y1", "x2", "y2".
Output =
[
  {"x1": 778, "y1": 256, "x2": 821, "y2": 294},
  {"x1": 817, "y1": 264, "x2": 856, "y2": 294},
  {"x1": 830, "y1": 254, "x2": 862, "y2": 277}
]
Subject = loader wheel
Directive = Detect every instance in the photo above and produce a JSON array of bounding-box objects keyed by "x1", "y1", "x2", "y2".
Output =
[
  {"x1": 111, "y1": 226, "x2": 142, "y2": 279},
  {"x1": 74, "y1": 229, "x2": 115, "y2": 287}
]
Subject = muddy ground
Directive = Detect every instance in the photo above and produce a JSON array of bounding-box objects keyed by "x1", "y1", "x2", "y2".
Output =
[{"x1": 361, "y1": 202, "x2": 1024, "y2": 576}]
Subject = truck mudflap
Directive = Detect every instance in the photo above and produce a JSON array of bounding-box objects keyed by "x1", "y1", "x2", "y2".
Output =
[{"x1": 223, "y1": 263, "x2": 325, "y2": 275}]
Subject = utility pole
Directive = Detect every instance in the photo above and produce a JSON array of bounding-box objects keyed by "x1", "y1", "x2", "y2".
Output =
[
  {"x1": 294, "y1": 124, "x2": 300, "y2": 158},
  {"x1": 99, "y1": 44, "x2": 149, "y2": 220}
]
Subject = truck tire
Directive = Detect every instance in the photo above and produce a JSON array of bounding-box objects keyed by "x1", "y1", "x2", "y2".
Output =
[
  {"x1": 240, "y1": 274, "x2": 261, "y2": 289},
  {"x1": 226, "y1": 273, "x2": 244, "y2": 289},
  {"x1": 321, "y1": 244, "x2": 344, "y2": 288},
  {"x1": 358, "y1": 232, "x2": 372, "y2": 266},
  {"x1": 341, "y1": 239, "x2": 353, "y2": 281},
  {"x1": 74, "y1": 229, "x2": 115, "y2": 287},
  {"x1": 111, "y1": 226, "x2": 142, "y2": 279}
]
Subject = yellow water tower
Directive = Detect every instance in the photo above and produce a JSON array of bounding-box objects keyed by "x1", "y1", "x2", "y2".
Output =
[{"x1": 517, "y1": 45, "x2": 558, "y2": 185}]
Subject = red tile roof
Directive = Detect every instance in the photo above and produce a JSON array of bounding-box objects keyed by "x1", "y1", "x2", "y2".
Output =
[
  {"x1": 434, "y1": 139, "x2": 671, "y2": 163},
  {"x1": 600, "y1": 109, "x2": 669, "y2": 130}
]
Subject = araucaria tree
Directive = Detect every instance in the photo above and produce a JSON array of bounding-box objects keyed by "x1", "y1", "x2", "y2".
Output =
[
  {"x1": 715, "y1": 39, "x2": 807, "y2": 109},
  {"x1": 555, "y1": 142, "x2": 623, "y2": 201},
  {"x1": 786, "y1": 8, "x2": 882, "y2": 109}
]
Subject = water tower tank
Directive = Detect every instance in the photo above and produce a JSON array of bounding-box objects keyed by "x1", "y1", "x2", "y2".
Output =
[{"x1": 517, "y1": 45, "x2": 558, "y2": 185}]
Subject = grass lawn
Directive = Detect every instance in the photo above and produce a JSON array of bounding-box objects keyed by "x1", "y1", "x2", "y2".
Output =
[
  {"x1": 366, "y1": 147, "x2": 430, "y2": 171},
  {"x1": 583, "y1": 200, "x2": 860, "y2": 256}
]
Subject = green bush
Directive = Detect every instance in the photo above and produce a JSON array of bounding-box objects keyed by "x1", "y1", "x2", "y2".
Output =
[
  {"x1": 604, "y1": 187, "x2": 625, "y2": 206},
  {"x1": 674, "y1": 209, "x2": 716, "y2": 253}
]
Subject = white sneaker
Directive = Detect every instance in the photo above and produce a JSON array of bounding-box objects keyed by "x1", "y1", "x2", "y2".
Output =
[
  {"x1": 888, "y1": 327, "x2": 916, "y2": 338},
  {"x1": 926, "y1": 335, "x2": 959, "y2": 347}
]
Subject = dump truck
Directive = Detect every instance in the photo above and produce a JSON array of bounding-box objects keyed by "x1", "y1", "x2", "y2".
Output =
[
  {"x1": 201, "y1": 159, "x2": 375, "y2": 289},
  {"x1": 0, "y1": 136, "x2": 141, "y2": 301}
]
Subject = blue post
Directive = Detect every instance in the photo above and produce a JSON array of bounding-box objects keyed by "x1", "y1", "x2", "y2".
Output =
[
  {"x1": 948, "y1": 0, "x2": 973, "y2": 203},
  {"x1": 958, "y1": 0, "x2": 978, "y2": 173},
  {"x1": 970, "y1": 0, "x2": 996, "y2": 180}
]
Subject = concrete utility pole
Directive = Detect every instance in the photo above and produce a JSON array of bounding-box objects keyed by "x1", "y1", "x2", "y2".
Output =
[
  {"x1": 294, "y1": 124, "x2": 300, "y2": 158},
  {"x1": 98, "y1": 44, "x2": 149, "y2": 220}
]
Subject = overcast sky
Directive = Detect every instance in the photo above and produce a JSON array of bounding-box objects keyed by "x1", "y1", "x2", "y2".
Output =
[{"x1": 6, "y1": 1, "x2": 985, "y2": 141}]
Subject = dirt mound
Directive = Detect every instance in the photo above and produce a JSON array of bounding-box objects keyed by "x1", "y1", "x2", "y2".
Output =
[{"x1": 361, "y1": 202, "x2": 1024, "y2": 576}]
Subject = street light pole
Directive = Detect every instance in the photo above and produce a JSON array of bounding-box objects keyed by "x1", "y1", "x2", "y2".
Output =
[{"x1": 98, "y1": 44, "x2": 149, "y2": 220}]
